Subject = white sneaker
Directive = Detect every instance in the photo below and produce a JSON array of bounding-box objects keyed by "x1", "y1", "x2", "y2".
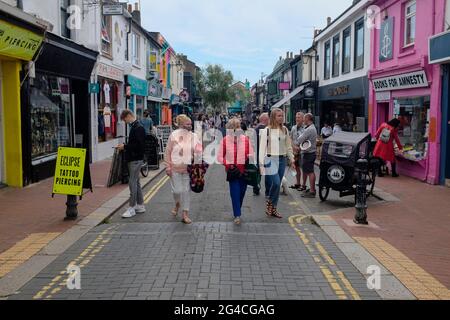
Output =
[
  {"x1": 135, "y1": 205, "x2": 146, "y2": 214},
  {"x1": 122, "y1": 207, "x2": 136, "y2": 219}
]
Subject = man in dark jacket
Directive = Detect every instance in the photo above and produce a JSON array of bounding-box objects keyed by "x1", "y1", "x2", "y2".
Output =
[{"x1": 117, "y1": 110, "x2": 146, "y2": 218}]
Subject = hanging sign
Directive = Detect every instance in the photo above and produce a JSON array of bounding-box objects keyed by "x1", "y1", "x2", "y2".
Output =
[
  {"x1": 102, "y1": 3, "x2": 124, "y2": 15},
  {"x1": 0, "y1": 20, "x2": 43, "y2": 61},
  {"x1": 53, "y1": 148, "x2": 88, "y2": 196}
]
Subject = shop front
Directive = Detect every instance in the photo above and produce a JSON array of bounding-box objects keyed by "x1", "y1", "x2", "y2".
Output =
[
  {"x1": 429, "y1": 30, "x2": 450, "y2": 186},
  {"x1": 370, "y1": 69, "x2": 440, "y2": 184},
  {"x1": 161, "y1": 87, "x2": 172, "y2": 125},
  {"x1": 147, "y1": 78, "x2": 163, "y2": 125},
  {"x1": 0, "y1": 8, "x2": 46, "y2": 187},
  {"x1": 21, "y1": 32, "x2": 98, "y2": 185},
  {"x1": 318, "y1": 77, "x2": 368, "y2": 132},
  {"x1": 126, "y1": 74, "x2": 148, "y2": 120},
  {"x1": 94, "y1": 62, "x2": 125, "y2": 162}
]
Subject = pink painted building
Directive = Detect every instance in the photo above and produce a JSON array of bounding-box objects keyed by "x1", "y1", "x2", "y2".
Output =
[{"x1": 368, "y1": 0, "x2": 447, "y2": 184}]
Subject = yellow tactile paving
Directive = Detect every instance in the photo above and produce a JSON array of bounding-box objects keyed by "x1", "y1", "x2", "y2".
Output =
[
  {"x1": 0, "y1": 233, "x2": 60, "y2": 278},
  {"x1": 355, "y1": 237, "x2": 450, "y2": 300}
]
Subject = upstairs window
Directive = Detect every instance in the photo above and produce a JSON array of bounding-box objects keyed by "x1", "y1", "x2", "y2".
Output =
[
  {"x1": 354, "y1": 18, "x2": 365, "y2": 70},
  {"x1": 404, "y1": 0, "x2": 416, "y2": 46},
  {"x1": 342, "y1": 27, "x2": 351, "y2": 74},
  {"x1": 324, "y1": 41, "x2": 331, "y2": 80},
  {"x1": 101, "y1": 15, "x2": 112, "y2": 57},
  {"x1": 332, "y1": 34, "x2": 340, "y2": 77},
  {"x1": 132, "y1": 33, "x2": 140, "y2": 66}
]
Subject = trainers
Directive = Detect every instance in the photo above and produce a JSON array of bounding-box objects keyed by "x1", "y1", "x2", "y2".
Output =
[
  {"x1": 122, "y1": 207, "x2": 136, "y2": 219},
  {"x1": 135, "y1": 205, "x2": 146, "y2": 214},
  {"x1": 234, "y1": 217, "x2": 241, "y2": 225}
]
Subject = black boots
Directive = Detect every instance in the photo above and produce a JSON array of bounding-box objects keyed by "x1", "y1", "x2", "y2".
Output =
[{"x1": 392, "y1": 163, "x2": 399, "y2": 178}]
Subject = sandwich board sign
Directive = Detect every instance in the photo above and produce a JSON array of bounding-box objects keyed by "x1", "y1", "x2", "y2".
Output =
[{"x1": 53, "y1": 147, "x2": 91, "y2": 196}]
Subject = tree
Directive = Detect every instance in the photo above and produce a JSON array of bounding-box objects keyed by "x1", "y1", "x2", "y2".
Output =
[{"x1": 195, "y1": 64, "x2": 234, "y2": 113}]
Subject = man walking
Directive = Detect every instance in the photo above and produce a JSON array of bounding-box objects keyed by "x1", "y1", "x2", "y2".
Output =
[
  {"x1": 296, "y1": 113, "x2": 318, "y2": 198},
  {"x1": 253, "y1": 113, "x2": 269, "y2": 196},
  {"x1": 289, "y1": 112, "x2": 305, "y2": 191},
  {"x1": 117, "y1": 110, "x2": 146, "y2": 218}
]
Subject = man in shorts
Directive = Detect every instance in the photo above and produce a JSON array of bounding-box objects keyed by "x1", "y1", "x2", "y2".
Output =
[{"x1": 296, "y1": 113, "x2": 317, "y2": 198}]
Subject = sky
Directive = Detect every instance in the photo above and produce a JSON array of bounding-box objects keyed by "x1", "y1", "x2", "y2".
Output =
[{"x1": 139, "y1": 0, "x2": 354, "y2": 85}]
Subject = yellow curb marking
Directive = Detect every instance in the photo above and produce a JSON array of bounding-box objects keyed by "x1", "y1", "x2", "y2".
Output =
[
  {"x1": 355, "y1": 237, "x2": 450, "y2": 300},
  {"x1": 0, "y1": 233, "x2": 61, "y2": 278},
  {"x1": 289, "y1": 215, "x2": 360, "y2": 300},
  {"x1": 144, "y1": 176, "x2": 170, "y2": 204},
  {"x1": 33, "y1": 226, "x2": 116, "y2": 300}
]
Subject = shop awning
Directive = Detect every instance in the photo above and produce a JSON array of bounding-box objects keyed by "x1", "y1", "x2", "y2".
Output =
[
  {"x1": 36, "y1": 33, "x2": 99, "y2": 81},
  {"x1": 147, "y1": 96, "x2": 163, "y2": 103},
  {"x1": 270, "y1": 84, "x2": 305, "y2": 110}
]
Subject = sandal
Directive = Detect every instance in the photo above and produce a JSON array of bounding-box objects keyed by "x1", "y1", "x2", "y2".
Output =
[
  {"x1": 266, "y1": 200, "x2": 274, "y2": 216},
  {"x1": 289, "y1": 184, "x2": 300, "y2": 190},
  {"x1": 182, "y1": 212, "x2": 192, "y2": 225},
  {"x1": 298, "y1": 186, "x2": 307, "y2": 192},
  {"x1": 271, "y1": 207, "x2": 283, "y2": 219},
  {"x1": 171, "y1": 203, "x2": 180, "y2": 217}
]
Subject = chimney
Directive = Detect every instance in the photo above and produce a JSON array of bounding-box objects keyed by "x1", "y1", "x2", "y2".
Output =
[
  {"x1": 132, "y1": 2, "x2": 141, "y2": 25},
  {"x1": 300, "y1": 49, "x2": 303, "y2": 55},
  {"x1": 286, "y1": 51, "x2": 289, "y2": 59},
  {"x1": 327, "y1": 17, "x2": 332, "y2": 26}
]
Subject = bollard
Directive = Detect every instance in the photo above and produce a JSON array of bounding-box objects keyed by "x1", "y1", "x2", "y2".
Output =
[
  {"x1": 354, "y1": 158, "x2": 369, "y2": 225},
  {"x1": 65, "y1": 195, "x2": 78, "y2": 220}
]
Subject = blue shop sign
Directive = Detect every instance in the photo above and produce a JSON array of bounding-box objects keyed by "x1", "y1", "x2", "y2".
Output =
[
  {"x1": 127, "y1": 75, "x2": 148, "y2": 96},
  {"x1": 429, "y1": 30, "x2": 450, "y2": 64}
]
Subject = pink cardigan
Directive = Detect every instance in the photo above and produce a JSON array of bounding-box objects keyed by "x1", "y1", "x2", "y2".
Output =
[
  {"x1": 164, "y1": 129, "x2": 202, "y2": 174},
  {"x1": 217, "y1": 134, "x2": 254, "y2": 174}
]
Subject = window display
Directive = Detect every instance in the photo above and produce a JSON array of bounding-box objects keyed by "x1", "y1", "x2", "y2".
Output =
[
  {"x1": 30, "y1": 75, "x2": 72, "y2": 163},
  {"x1": 394, "y1": 96, "x2": 430, "y2": 161},
  {"x1": 98, "y1": 78, "x2": 119, "y2": 142}
]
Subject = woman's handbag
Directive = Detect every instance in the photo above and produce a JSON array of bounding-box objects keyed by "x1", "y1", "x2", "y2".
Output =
[
  {"x1": 243, "y1": 139, "x2": 260, "y2": 187},
  {"x1": 187, "y1": 136, "x2": 209, "y2": 193},
  {"x1": 225, "y1": 136, "x2": 242, "y2": 182}
]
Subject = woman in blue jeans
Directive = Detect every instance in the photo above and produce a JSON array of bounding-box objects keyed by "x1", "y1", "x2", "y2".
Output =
[
  {"x1": 218, "y1": 118, "x2": 254, "y2": 225},
  {"x1": 259, "y1": 108, "x2": 295, "y2": 218}
]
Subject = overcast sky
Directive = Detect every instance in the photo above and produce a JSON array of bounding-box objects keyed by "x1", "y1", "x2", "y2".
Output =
[{"x1": 139, "y1": 0, "x2": 354, "y2": 84}]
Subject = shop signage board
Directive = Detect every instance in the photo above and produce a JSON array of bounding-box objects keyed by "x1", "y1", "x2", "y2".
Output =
[
  {"x1": 429, "y1": 30, "x2": 450, "y2": 64},
  {"x1": 0, "y1": 20, "x2": 43, "y2": 61},
  {"x1": 127, "y1": 75, "x2": 148, "y2": 96},
  {"x1": 379, "y1": 17, "x2": 394, "y2": 62},
  {"x1": 97, "y1": 63, "x2": 124, "y2": 82},
  {"x1": 53, "y1": 148, "x2": 87, "y2": 196},
  {"x1": 89, "y1": 83, "x2": 100, "y2": 94},
  {"x1": 372, "y1": 70, "x2": 429, "y2": 92},
  {"x1": 328, "y1": 85, "x2": 350, "y2": 97},
  {"x1": 102, "y1": 3, "x2": 125, "y2": 15},
  {"x1": 376, "y1": 91, "x2": 391, "y2": 102}
]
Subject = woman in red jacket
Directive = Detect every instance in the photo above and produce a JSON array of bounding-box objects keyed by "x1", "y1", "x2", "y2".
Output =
[
  {"x1": 217, "y1": 118, "x2": 254, "y2": 225},
  {"x1": 373, "y1": 118, "x2": 403, "y2": 177}
]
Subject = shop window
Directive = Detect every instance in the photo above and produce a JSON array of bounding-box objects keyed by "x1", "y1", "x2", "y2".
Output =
[
  {"x1": 132, "y1": 33, "x2": 140, "y2": 66},
  {"x1": 324, "y1": 40, "x2": 331, "y2": 80},
  {"x1": 394, "y1": 96, "x2": 430, "y2": 161},
  {"x1": 332, "y1": 34, "x2": 340, "y2": 77},
  {"x1": 101, "y1": 15, "x2": 112, "y2": 57},
  {"x1": 342, "y1": 27, "x2": 351, "y2": 74},
  {"x1": 60, "y1": 0, "x2": 71, "y2": 39},
  {"x1": 98, "y1": 78, "x2": 120, "y2": 143},
  {"x1": 354, "y1": 18, "x2": 364, "y2": 70},
  {"x1": 135, "y1": 96, "x2": 144, "y2": 120},
  {"x1": 30, "y1": 75, "x2": 72, "y2": 163},
  {"x1": 404, "y1": 0, "x2": 416, "y2": 47}
]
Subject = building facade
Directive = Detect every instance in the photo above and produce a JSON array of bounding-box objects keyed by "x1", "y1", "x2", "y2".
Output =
[
  {"x1": 315, "y1": 0, "x2": 371, "y2": 133},
  {"x1": 368, "y1": 0, "x2": 446, "y2": 184}
]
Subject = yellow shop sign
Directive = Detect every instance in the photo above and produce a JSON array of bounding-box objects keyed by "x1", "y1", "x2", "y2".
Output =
[
  {"x1": 53, "y1": 148, "x2": 87, "y2": 196},
  {"x1": 0, "y1": 19, "x2": 43, "y2": 61}
]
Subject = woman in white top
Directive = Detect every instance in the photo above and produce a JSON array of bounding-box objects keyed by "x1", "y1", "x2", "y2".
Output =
[{"x1": 259, "y1": 108, "x2": 295, "y2": 219}]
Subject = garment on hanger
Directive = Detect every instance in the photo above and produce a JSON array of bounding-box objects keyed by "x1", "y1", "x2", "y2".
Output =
[
  {"x1": 104, "y1": 82, "x2": 111, "y2": 104},
  {"x1": 103, "y1": 105, "x2": 112, "y2": 128},
  {"x1": 111, "y1": 112, "x2": 116, "y2": 137}
]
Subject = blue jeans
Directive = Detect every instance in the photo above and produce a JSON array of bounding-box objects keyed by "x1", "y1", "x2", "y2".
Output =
[
  {"x1": 229, "y1": 178, "x2": 247, "y2": 218},
  {"x1": 264, "y1": 156, "x2": 287, "y2": 207}
]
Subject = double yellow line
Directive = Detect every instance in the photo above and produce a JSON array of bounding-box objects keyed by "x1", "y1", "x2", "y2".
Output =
[{"x1": 144, "y1": 175, "x2": 170, "y2": 204}]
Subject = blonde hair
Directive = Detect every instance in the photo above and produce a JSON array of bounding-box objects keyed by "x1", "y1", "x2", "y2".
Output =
[
  {"x1": 269, "y1": 108, "x2": 284, "y2": 129},
  {"x1": 175, "y1": 114, "x2": 191, "y2": 127},
  {"x1": 226, "y1": 117, "x2": 241, "y2": 130}
]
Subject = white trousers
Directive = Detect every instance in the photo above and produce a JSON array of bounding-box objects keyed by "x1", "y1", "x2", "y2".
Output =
[{"x1": 170, "y1": 172, "x2": 191, "y2": 212}]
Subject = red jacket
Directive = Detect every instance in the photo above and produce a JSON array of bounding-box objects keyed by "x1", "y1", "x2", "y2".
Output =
[
  {"x1": 217, "y1": 134, "x2": 254, "y2": 174},
  {"x1": 373, "y1": 123, "x2": 403, "y2": 163}
]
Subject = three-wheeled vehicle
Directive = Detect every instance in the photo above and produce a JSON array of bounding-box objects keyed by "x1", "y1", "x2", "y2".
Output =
[{"x1": 318, "y1": 132, "x2": 378, "y2": 203}]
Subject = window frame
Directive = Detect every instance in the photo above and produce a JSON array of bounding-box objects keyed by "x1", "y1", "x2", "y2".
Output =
[
  {"x1": 404, "y1": 0, "x2": 416, "y2": 47},
  {"x1": 332, "y1": 34, "x2": 340, "y2": 78},
  {"x1": 60, "y1": 0, "x2": 71, "y2": 39},
  {"x1": 132, "y1": 32, "x2": 141, "y2": 67},
  {"x1": 342, "y1": 26, "x2": 351, "y2": 74},
  {"x1": 324, "y1": 40, "x2": 331, "y2": 80},
  {"x1": 354, "y1": 18, "x2": 365, "y2": 71},
  {"x1": 101, "y1": 15, "x2": 112, "y2": 57}
]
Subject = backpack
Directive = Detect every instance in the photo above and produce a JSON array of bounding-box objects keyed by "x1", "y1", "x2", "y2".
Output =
[{"x1": 380, "y1": 126, "x2": 392, "y2": 144}]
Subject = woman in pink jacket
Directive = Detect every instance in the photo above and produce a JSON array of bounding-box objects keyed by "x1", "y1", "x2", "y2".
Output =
[
  {"x1": 217, "y1": 118, "x2": 254, "y2": 225},
  {"x1": 164, "y1": 115, "x2": 202, "y2": 224}
]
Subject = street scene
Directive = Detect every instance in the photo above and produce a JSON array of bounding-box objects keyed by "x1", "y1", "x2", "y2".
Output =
[{"x1": 1, "y1": 0, "x2": 450, "y2": 309}]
